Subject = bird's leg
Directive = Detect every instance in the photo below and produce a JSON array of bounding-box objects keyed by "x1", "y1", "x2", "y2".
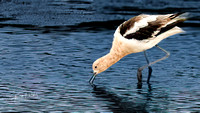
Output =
[
  {"x1": 144, "y1": 51, "x2": 153, "y2": 84},
  {"x1": 137, "y1": 45, "x2": 170, "y2": 83},
  {"x1": 137, "y1": 51, "x2": 152, "y2": 84}
]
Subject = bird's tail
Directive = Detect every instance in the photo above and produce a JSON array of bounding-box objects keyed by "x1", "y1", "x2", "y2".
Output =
[
  {"x1": 155, "y1": 13, "x2": 188, "y2": 37},
  {"x1": 170, "y1": 12, "x2": 189, "y2": 21},
  {"x1": 164, "y1": 12, "x2": 189, "y2": 28}
]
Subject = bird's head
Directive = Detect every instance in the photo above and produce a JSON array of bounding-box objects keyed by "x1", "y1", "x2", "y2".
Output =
[
  {"x1": 89, "y1": 54, "x2": 119, "y2": 85},
  {"x1": 92, "y1": 57, "x2": 108, "y2": 75},
  {"x1": 89, "y1": 57, "x2": 108, "y2": 85}
]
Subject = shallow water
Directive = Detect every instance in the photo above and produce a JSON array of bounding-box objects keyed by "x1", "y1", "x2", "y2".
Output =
[{"x1": 0, "y1": 0, "x2": 200, "y2": 112}]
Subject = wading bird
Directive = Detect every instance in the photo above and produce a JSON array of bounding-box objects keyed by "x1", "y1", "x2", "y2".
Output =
[{"x1": 89, "y1": 12, "x2": 188, "y2": 86}]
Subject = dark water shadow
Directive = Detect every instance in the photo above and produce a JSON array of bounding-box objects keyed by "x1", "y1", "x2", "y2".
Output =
[{"x1": 91, "y1": 84, "x2": 153, "y2": 113}]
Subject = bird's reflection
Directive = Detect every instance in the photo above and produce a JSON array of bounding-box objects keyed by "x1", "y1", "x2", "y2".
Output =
[
  {"x1": 137, "y1": 83, "x2": 153, "y2": 102},
  {"x1": 91, "y1": 84, "x2": 152, "y2": 112},
  {"x1": 137, "y1": 82, "x2": 152, "y2": 91}
]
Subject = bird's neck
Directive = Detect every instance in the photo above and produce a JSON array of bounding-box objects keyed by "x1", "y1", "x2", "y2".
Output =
[
  {"x1": 102, "y1": 40, "x2": 129, "y2": 68},
  {"x1": 103, "y1": 52, "x2": 123, "y2": 67}
]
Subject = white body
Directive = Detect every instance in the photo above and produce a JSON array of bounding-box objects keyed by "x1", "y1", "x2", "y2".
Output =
[
  {"x1": 92, "y1": 13, "x2": 187, "y2": 75},
  {"x1": 113, "y1": 25, "x2": 184, "y2": 54}
]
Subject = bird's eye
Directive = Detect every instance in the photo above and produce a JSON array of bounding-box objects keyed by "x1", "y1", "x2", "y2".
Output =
[{"x1": 95, "y1": 66, "x2": 97, "y2": 68}]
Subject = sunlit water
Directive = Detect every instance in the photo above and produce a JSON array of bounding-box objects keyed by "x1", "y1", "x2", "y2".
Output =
[{"x1": 0, "y1": 0, "x2": 200, "y2": 112}]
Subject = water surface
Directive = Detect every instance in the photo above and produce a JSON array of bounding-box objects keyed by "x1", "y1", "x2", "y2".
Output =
[{"x1": 0, "y1": 0, "x2": 200, "y2": 112}]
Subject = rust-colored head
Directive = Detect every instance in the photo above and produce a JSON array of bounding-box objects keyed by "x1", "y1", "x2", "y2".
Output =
[
  {"x1": 92, "y1": 56, "x2": 108, "y2": 75},
  {"x1": 89, "y1": 56, "x2": 110, "y2": 85}
]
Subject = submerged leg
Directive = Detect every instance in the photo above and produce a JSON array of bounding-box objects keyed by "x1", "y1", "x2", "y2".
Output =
[{"x1": 137, "y1": 45, "x2": 170, "y2": 83}]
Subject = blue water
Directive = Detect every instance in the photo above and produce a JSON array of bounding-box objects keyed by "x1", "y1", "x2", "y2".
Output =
[{"x1": 0, "y1": 0, "x2": 200, "y2": 112}]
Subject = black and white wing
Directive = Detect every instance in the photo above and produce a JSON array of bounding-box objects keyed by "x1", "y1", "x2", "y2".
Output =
[{"x1": 119, "y1": 13, "x2": 188, "y2": 41}]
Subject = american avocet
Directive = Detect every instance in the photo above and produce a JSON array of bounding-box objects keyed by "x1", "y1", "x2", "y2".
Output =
[{"x1": 89, "y1": 12, "x2": 188, "y2": 85}]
